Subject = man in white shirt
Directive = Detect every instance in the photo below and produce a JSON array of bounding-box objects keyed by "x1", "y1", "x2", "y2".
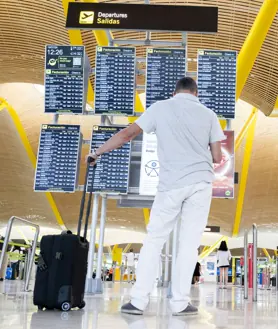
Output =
[
  {"x1": 88, "y1": 77, "x2": 225, "y2": 316},
  {"x1": 126, "y1": 249, "x2": 135, "y2": 283}
]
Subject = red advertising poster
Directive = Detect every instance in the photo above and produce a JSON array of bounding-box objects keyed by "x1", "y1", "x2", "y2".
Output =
[
  {"x1": 212, "y1": 130, "x2": 235, "y2": 198},
  {"x1": 248, "y1": 243, "x2": 254, "y2": 288}
]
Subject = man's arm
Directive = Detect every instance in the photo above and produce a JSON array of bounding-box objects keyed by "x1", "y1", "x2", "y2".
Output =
[
  {"x1": 209, "y1": 113, "x2": 225, "y2": 164},
  {"x1": 210, "y1": 141, "x2": 222, "y2": 164},
  {"x1": 87, "y1": 123, "x2": 142, "y2": 162}
]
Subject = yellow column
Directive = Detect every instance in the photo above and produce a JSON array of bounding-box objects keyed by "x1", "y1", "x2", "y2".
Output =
[
  {"x1": 235, "y1": 108, "x2": 258, "y2": 151},
  {"x1": 232, "y1": 257, "x2": 236, "y2": 284},
  {"x1": 232, "y1": 110, "x2": 258, "y2": 237},
  {"x1": 236, "y1": 0, "x2": 278, "y2": 100}
]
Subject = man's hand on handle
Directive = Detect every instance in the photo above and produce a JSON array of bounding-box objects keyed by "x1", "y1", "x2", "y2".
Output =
[{"x1": 86, "y1": 152, "x2": 99, "y2": 166}]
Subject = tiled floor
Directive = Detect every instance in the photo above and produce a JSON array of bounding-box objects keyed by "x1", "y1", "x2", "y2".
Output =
[{"x1": 0, "y1": 280, "x2": 278, "y2": 328}]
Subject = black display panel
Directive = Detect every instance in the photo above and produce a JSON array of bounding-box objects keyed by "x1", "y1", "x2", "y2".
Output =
[
  {"x1": 94, "y1": 47, "x2": 135, "y2": 115},
  {"x1": 34, "y1": 124, "x2": 81, "y2": 192},
  {"x1": 87, "y1": 126, "x2": 131, "y2": 194},
  {"x1": 45, "y1": 45, "x2": 88, "y2": 114},
  {"x1": 146, "y1": 48, "x2": 186, "y2": 108},
  {"x1": 197, "y1": 50, "x2": 237, "y2": 119},
  {"x1": 66, "y1": 3, "x2": 218, "y2": 33}
]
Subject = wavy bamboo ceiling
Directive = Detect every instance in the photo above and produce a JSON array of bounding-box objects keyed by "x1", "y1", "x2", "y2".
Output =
[
  {"x1": 0, "y1": 0, "x2": 278, "y2": 114},
  {"x1": 1, "y1": 1, "x2": 278, "y2": 237}
]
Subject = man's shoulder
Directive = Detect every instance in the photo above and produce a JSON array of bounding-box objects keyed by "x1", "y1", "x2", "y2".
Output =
[{"x1": 196, "y1": 102, "x2": 214, "y2": 114}]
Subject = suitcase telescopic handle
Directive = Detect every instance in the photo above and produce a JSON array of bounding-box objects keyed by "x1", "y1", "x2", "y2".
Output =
[{"x1": 77, "y1": 157, "x2": 97, "y2": 238}]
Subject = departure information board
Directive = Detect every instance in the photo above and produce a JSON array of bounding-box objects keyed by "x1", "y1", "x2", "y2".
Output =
[
  {"x1": 94, "y1": 47, "x2": 135, "y2": 115},
  {"x1": 146, "y1": 48, "x2": 186, "y2": 108},
  {"x1": 87, "y1": 126, "x2": 131, "y2": 194},
  {"x1": 197, "y1": 50, "x2": 237, "y2": 119},
  {"x1": 34, "y1": 124, "x2": 81, "y2": 192},
  {"x1": 45, "y1": 45, "x2": 90, "y2": 114}
]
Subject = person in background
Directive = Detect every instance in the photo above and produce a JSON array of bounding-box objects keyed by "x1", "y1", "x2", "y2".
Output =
[
  {"x1": 0, "y1": 236, "x2": 8, "y2": 281},
  {"x1": 126, "y1": 249, "x2": 135, "y2": 284},
  {"x1": 10, "y1": 246, "x2": 20, "y2": 280},
  {"x1": 192, "y1": 262, "x2": 201, "y2": 285},
  {"x1": 217, "y1": 241, "x2": 232, "y2": 289},
  {"x1": 87, "y1": 77, "x2": 224, "y2": 316}
]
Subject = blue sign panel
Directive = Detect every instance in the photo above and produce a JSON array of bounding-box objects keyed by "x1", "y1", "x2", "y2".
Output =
[
  {"x1": 146, "y1": 48, "x2": 186, "y2": 108},
  {"x1": 94, "y1": 47, "x2": 135, "y2": 115},
  {"x1": 45, "y1": 45, "x2": 89, "y2": 114},
  {"x1": 34, "y1": 124, "x2": 81, "y2": 192},
  {"x1": 198, "y1": 50, "x2": 237, "y2": 119},
  {"x1": 87, "y1": 126, "x2": 131, "y2": 194}
]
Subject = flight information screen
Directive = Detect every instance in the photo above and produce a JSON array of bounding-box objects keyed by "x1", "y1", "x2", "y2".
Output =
[
  {"x1": 146, "y1": 48, "x2": 186, "y2": 108},
  {"x1": 197, "y1": 50, "x2": 237, "y2": 119},
  {"x1": 87, "y1": 126, "x2": 131, "y2": 194},
  {"x1": 34, "y1": 124, "x2": 81, "y2": 192},
  {"x1": 94, "y1": 46, "x2": 135, "y2": 115},
  {"x1": 45, "y1": 45, "x2": 88, "y2": 114}
]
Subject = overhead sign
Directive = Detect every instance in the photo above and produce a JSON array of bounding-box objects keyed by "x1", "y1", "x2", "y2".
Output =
[
  {"x1": 44, "y1": 45, "x2": 90, "y2": 114},
  {"x1": 139, "y1": 130, "x2": 234, "y2": 198},
  {"x1": 66, "y1": 3, "x2": 218, "y2": 33},
  {"x1": 94, "y1": 47, "x2": 135, "y2": 116},
  {"x1": 146, "y1": 48, "x2": 186, "y2": 108},
  {"x1": 87, "y1": 126, "x2": 131, "y2": 194},
  {"x1": 197, "y1": 50, "x2": 237, "y2": 119},
  {"x1": 34, "y1": 124, "x2": 81, "y2": 192},
  {"x1": 212, "y1": 130, "x2": 235, "y2": 199}
]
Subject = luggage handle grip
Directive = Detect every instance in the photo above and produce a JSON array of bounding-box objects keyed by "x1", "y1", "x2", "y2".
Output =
[{"x1": 77, "y1": 156, "x2": 97, "y2": 238}]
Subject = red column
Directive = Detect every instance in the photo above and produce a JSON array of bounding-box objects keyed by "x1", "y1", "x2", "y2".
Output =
[{"x1": 248, "y1": 243, "x2": 253, "y2": 288}]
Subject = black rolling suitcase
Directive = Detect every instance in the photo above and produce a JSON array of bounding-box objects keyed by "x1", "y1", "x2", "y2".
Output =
[{"x1": 33, "y1": 158, "x2": 95, "y2": 311}]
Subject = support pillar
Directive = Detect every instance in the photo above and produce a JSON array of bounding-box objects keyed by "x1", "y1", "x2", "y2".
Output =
[{"x1": 95, "y1": 196, "x2": 107, "y2": 294}]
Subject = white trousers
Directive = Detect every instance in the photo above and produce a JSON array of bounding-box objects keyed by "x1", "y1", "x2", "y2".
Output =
[{"x1": 131, "y1": 182, "x2": 212, "y2": 313}]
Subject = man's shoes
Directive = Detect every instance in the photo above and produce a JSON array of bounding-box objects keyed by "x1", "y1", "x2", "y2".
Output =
[
  {"x1": 121, "y1": 302, "x2": 143, "y2": 315},
  {"x1": 0, "y1": 278, "x2": 3, "y2": 282},
  {"x1": 173, "y1": 303, "x2": 198, "y2": 316}
]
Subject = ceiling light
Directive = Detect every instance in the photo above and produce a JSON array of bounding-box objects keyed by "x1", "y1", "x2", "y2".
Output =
[{"x1": 120, "y1": 226, "x2": 126, "y2": 229}]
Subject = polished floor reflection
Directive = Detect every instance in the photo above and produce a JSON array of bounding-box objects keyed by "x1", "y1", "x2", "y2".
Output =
[{"x1": 0, "y1": 280, "x2": 278, "y2": 328}]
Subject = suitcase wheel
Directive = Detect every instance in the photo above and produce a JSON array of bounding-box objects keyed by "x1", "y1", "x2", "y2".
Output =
[
  {"x1": 78, "y1": 301, "x2": 86, "y2": 309},
  {"x1": 61, "y1": 302, "x2": 71, "y2": 312},
  {"x1": 38, "y1": 305, "x2": 44, "y2": 311}
]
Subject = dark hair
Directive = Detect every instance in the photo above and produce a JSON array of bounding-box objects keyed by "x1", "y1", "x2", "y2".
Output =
[
  {"x1": 218, "y1": 241, "x2": 228, "y2": 251},
  {"x1": 130, "y1": 249, "x2": 133, "y2": 252},
  {"x1": 174, "y1": 77, "x2": 198, "y2": 94}
]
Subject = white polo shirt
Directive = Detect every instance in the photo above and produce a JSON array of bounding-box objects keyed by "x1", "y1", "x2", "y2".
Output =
[
  {"x1": 136, "y1": 93, "x2": 226, "y2": 192},
  {"x1": 126, "y1": 252, "x2": 135, "y2": 267}
]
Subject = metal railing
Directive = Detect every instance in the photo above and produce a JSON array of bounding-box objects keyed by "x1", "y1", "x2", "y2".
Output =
[{"x1": 0, "y1": 216, "x2": 40, "y2": 292}]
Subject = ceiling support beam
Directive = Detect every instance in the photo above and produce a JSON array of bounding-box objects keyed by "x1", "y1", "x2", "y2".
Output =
[
  {"x1": 232, "y1": 109, "x2": 258, "y2": 237},
  {"x1": 123, "y1": 243, "x2": 132, "y2": 253},
  {"x1": 262, "y1": 248, "x2": 272, "y2": 261},
  {"x1": 0, "y1": 98, "x2": 67, "y2": 230},
  {"x1": 199, "y1": 236, "x2": 228, "y2": 260},
  {"x1": 236, "y1": 0, "x2": 278, "y2": 100},
  {"x1": 235, "y1": 108, "x2": 258, "y2": 151}
]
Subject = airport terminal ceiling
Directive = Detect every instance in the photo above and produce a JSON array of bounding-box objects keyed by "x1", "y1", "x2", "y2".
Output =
[{"x1": 1, "y1": 0, "x2": 278, "y2": 237}]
